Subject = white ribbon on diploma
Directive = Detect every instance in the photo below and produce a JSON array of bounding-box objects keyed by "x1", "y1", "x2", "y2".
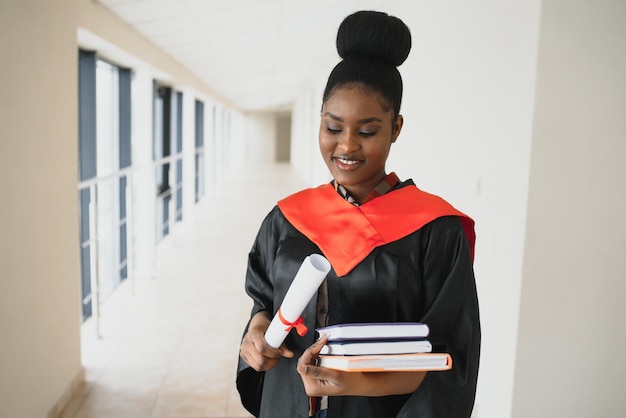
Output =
[{"x1": 264, "y1": 254, "x2": 331, "y2": 349}]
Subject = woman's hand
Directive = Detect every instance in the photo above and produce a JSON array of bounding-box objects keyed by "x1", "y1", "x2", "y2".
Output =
[
  {"x1": 297, "y1": 333, "x2": 358, "y2": 396},
  {"x1": 240, "y1": 311, "x2": 294, "y2": 371},
  {"x1": 297, "y1": 334, "x2": 427, "y2": 397}
]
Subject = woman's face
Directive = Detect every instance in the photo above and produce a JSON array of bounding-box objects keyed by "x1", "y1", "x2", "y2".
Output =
[{"x1": 319, "y1": 86, "x2": 403, "y2": 203}]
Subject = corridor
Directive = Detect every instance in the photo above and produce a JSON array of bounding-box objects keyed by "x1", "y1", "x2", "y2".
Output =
[{"x1": 74, "y1": 162, "x2": 309, "y2": 418}]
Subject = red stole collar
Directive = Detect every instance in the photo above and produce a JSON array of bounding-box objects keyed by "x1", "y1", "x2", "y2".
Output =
[{"x1": 277, "y1": 183, "x2": 475, "y2": 277}]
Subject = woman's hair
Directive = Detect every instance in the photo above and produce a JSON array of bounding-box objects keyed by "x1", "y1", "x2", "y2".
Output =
[{"x1": 322, "y1": 10, "x2": 412, "y2": 118}]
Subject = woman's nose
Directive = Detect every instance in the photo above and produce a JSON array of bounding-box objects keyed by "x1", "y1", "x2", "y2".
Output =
[{"x1": 337, "y1": 131, "x2": 360, "y2": 153}]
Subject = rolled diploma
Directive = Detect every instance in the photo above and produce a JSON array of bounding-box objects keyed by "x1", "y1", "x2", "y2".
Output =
[{"x1": 264, "y1": 254, "x2": 331, "y2": 348}]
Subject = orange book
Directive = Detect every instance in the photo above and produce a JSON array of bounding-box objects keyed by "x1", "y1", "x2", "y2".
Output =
[{"x1": 317, "y1": 352, "x2": 452, "y2": 372}]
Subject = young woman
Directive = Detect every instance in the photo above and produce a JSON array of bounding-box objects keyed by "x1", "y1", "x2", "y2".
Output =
[{"x1": 237, "y1": 10, "x2": 480, "y2": 418}]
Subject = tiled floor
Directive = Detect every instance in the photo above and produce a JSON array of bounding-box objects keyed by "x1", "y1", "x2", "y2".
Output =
[{"x1": 74, "y1": 162, "x2": 309, "y2": 418}]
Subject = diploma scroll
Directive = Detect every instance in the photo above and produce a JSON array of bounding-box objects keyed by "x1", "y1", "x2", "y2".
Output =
[{"x1": 264, "y1": 254, "x2": 331, "y2": 349}]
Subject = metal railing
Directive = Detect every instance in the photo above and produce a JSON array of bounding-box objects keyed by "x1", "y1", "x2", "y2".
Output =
[
  {"x1": 78, "y1": 152, "x2": 189, "y2": 338},
  {"x1": 79, "y1": 167, "x2": 134, "y2": 338}
]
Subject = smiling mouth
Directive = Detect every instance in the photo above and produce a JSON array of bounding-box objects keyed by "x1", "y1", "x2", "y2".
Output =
[
  {"x1": 334, "y1": 157, "x2": 361, "y2": 165},
  {"x1": 333, "y1": 156, "x2": 363, "y2": 170}
]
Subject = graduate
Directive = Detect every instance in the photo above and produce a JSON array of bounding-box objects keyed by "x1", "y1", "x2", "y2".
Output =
[{"x1": 237, "y1": 10, "x2": 480, "y2": 418}]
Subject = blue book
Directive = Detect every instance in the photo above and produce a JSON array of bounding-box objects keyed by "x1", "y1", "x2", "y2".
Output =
[{"x1": 315, "y1": 322, "x2": 430, "y2": 342}]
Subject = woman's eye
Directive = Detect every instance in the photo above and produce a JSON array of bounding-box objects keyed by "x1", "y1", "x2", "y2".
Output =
[
  {"x1": 360, "y1": 131, "x2": 377, "y2": 137},
  {"x1": 326, "y1": 127, "x2": 342, "y2": 134}
]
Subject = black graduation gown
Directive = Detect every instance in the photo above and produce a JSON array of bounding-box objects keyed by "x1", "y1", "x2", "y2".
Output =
[{"x1": 236, "y1": 181, "x2": 481, "y2": 418}]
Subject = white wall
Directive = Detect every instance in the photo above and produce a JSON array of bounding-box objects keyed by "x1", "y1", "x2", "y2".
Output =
[
  {"x1": 243, "y1": 112, "x2": 294, "y2": 164},
  {"x1": 211, "y1": 106, "x2": 246, "y2": 185},
  {"x1": 291, "y1": 2, "x2": 542, "y2": 417},
  {"x1": 512, "y1": 1, "x2": 626, "y2": 416},
  {"x1": 291, "y1": 80, "x2": 332, "y2": 187},
  {"x1": 276, "y1": 114, "x2": 291, "y2": 162},
  {"x1": 181, "y1": 87, "x2": 198, "y2": 223},
  {"x1": 128, "y1": 66, "x2": 157, "y2": 281},
  {"x1": 0, "y1": 1, "x2": 82, "y2": 417},
  {"x1": 244, "y1": 112, "x2": 277, "y2": 163}
]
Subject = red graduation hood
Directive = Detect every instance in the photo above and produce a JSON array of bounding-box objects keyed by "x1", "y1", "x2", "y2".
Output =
[{"x1": 278, "y1": 183, "x2": 475, "y2": 277}]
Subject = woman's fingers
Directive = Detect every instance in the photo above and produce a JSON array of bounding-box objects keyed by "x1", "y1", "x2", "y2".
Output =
[
  {"x1": 280, "y1": 344, "x2": 295, "y2": 358},
  {"x1": 240, "y1": 327, "x2": 284, "y2": 371},
  {"x1": 297, "y1": 334, "x2": 325, "y2": 367},
  {"x1": 297, "y1": 333, "x2": 331, "y2": 390}
]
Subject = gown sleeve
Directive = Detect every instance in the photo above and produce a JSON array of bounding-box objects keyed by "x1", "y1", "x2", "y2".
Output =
[
  {"x1": 236, "y1": 207, "x2": 282, "y2": 416},
  {"x1": 396, "y1": 216, "x2": 481, "y2": 417}
]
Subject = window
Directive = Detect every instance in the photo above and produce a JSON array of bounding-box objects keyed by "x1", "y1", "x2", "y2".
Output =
[
  {"x1": 195, "y1": 100, "x2": 204, "y2": 202},
  {"x1": 154, "y1": 84, "x2": 170, "y2": 242},
  {"x1": 78, "y1": 50, "x2": 132, "y2": 321},
  {"x1": 174, "y1": 92, "x2": 183, "y2": 221}
]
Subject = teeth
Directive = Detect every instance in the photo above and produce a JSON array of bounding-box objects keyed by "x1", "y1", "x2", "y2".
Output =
[{"x1": 337, "y1": 158, "x2": 358, "y2": 165}]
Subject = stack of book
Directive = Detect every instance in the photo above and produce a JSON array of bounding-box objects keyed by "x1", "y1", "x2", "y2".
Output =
[{"x1": 314, "y1": 322, "x2": 452, "y2": 372}]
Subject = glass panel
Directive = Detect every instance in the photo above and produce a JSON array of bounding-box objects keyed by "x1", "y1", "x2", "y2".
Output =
[
  {"x1": 119, "y1": 176, "x2": 128, "y2": 280},
  {"x1": 79, "y1": 188, "x2": 92, "y2": 320},
  {"x1": 95, "y1": 60, "x2": 122, "y2": 298},
  {"x1": 96, "y1": 177, "x2": 121, "y2": 299},
  {"x1": 96, "y1": 60, "x2": 119, "y2": 177}
]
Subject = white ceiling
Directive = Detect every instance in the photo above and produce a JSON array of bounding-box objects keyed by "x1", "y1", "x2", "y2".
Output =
[{"x1": 97, "y1": 0, "x2": 389, "y2": 112}]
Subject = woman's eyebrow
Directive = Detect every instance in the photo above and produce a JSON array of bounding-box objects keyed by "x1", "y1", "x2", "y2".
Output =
[
  {"x1": 323, "y1": 112, "x2": 383, "y2": 124},
  {"x1": 357, "y1": 117, "x2": 383, "y2": 124},
  {"x1": 323, "y1": 112, "x2": 343, "y2": 121}
]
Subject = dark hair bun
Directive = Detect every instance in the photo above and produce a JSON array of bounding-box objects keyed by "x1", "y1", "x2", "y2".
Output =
[{"x1": 336, "y1": 10, "x2": 411, "y2": 67}]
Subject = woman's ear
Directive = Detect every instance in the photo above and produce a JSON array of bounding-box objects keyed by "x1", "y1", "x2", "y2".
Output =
[{"x1": 391, "y1": 115, "x2": 404, "y2": 143}]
